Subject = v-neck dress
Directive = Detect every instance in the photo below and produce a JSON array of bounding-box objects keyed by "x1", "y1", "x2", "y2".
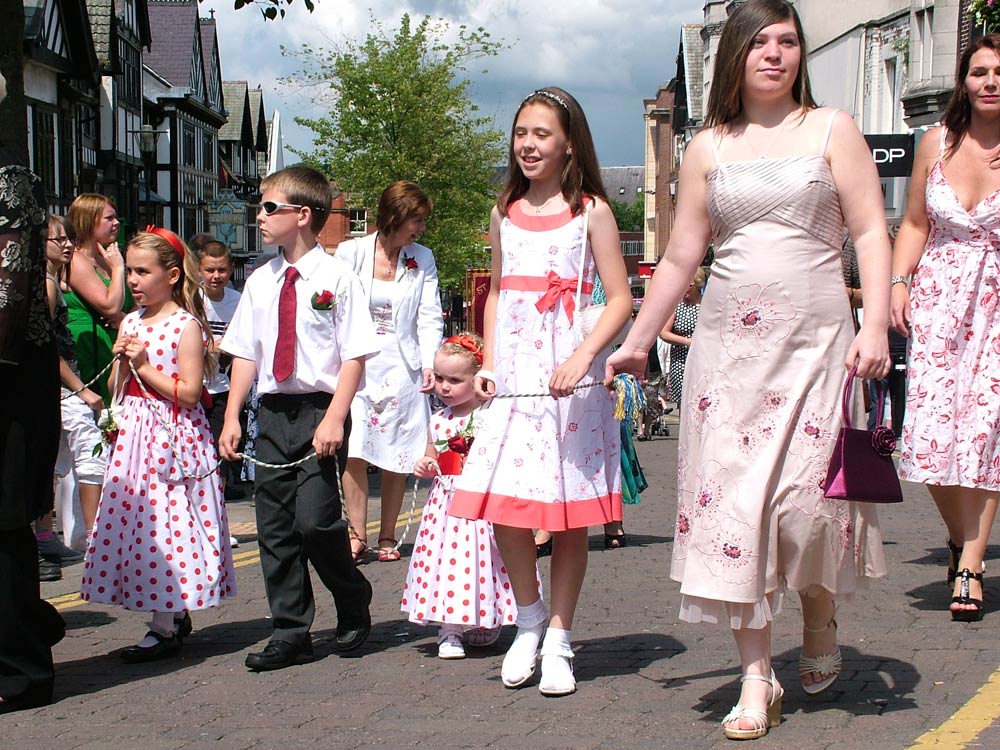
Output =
[
  {"x1": 899, "y1": 129, "x2": 1000, "y2": 490},
  {"x1": 671, "y1": 113, "x2": 886, "y2": 629}
]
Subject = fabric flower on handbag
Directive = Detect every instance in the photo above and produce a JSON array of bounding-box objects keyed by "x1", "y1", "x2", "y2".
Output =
[
  {"x1": 311, "y1": 289, "x2": 340, "y2": 310},
  {"x1": 871, "y1": 425, "x2": 897, "y2": 456},
  {"x1": 404, "y1": 253, "x2": 418, "y2": 271}
]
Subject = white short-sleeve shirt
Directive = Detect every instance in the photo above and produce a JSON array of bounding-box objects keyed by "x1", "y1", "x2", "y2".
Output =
[{"x1": 221, "y1": 245, "x2": 379, "y2": 395}]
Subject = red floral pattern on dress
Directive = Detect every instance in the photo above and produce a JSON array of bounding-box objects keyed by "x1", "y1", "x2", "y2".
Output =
[{"x1": 900, "y1": 157, "x2": 1000, "y2": 490}]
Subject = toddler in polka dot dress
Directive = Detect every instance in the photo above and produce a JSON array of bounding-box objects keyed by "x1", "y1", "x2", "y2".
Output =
[
  {"x1": 80, "y1": 228, "x2": 236, "y2": 662},
  {"x1": 402, "y1": 334, "x2": 523, "y2": 659}
]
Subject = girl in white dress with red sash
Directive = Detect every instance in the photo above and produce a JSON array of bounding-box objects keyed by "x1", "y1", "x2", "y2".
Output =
[{"x1": 450, "y1": 88, "x2": 632, "y2": 696}]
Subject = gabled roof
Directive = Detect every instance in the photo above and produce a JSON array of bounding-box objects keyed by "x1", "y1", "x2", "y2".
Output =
[
  {"x1": 220, "y1": 81, "x2": 252, "y2": 145},
  {"x1": 248, "y1": 87, "x2": 268, "y2": 152},
  {"x1": 25, "y1": 0, "x2": 101, "y2": 83},
  {"x1": 199, "y1": 15, "x2": 223, "y2": 111},
  {"x1": 144, "y1": 0, "x2": 198, "y2": 88},
  {"x1": 601, "y1": 166, "x2": 644, "y2": 200},
  {"x1": 84, "y1": 0, "x2": 114, "y2": 68},
  {"x1": 681, "y1": 24, "x2": 704, "y2": 124}
]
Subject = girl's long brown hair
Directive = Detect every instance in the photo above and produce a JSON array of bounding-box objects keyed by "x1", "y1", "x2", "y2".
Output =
[
  {"x1": 497, "y1": 87, "x2": 609, "y2": 217},
  {"x1": 704, "y1": 0, "x2": 816, "y2": 129},
  {"x1": 127, "y1": 231, "x2": 216, "y2": 380}
]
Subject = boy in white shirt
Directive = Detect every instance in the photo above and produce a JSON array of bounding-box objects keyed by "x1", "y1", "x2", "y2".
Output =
[
  {"x1": 198, "y1": 240, "x2": 241, "y2": 496},
  {"x1": 220, "y1": 166, "x2": 378, "y2": 671}
]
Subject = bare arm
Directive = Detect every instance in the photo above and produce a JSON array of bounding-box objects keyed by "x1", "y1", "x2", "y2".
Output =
[
  {"x1": 827, "y1": 109, "x2": 891, "y2": 379},
  {"x1": 219, "y1": 356, "x2": 256, "y2": 460},
  {"x1": 889, "y1": 128, "x2": 937, "y2": 334},
  {"x1": 313, "y1": 357, "x2": 364, "y2": 458},
  {"x1": 658, "y1": 310, "x2": 691, "y2": 346},
  {"x1": 69, "y1": 245, "x2": 126, "y2": 318},
  {"x1": 550, "y1": 198, "x2": 632, "y2": 397},
  {"x1": 607, "y1": 130, "x2": 714, "y2": 380}
]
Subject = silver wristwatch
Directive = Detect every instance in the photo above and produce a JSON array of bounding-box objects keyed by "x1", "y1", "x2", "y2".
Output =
[{"x1": 890, "y1": 275, "x2": 910, "y2": 286}]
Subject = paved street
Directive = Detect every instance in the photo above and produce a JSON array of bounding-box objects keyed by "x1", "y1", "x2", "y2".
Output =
[{"x1": 7, "y1": 432, "x2": 1000, "y2": 749}]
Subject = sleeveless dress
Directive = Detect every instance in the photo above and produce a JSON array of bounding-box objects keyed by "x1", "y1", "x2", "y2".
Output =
[
  {"x1": 668, "y1": 301, "x2": 701, "y2": 403},
  {"x1": 672, "y1": 113, "x2": 886, "y2": 628},
  {"x1": 401, "y1": 406, "x2": 517, "y2": 629},
  {"x1": 899, "y1": 128, "x2": 1000, "y2": 490},
  {"x1": 449, "y1": 200, "x2": 622, "y2": 530},
  {"x1": 80, "y1": 309, "x2": 237, "y2": 612}
]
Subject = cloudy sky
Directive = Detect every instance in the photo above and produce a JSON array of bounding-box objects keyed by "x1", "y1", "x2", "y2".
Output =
[{"x1": 199, "y1": 0, "x2": 703, "y2": 167}]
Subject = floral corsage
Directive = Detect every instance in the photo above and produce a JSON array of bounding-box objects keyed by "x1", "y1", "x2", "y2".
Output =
[
  {"x1": 434, "y1": 412, "x2": 477, "y2": 457},
  {"x1": 403, "y1": 253, "x2": 418, "y2": 272},
  {"x1": 311, "y1": 289, "x2": 341, "y2": 310},
  {"x1": 92, "y1": 409, "x2": 119, "y2": 457}
]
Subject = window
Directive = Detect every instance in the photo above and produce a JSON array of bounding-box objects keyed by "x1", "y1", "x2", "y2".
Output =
[
  {"x1": 182, "y1": 124, "x2": 196, "y2": 168},
  {"x1": 117, "y1": 40, "x2": 141, "y2": 107},
  {"x1": 246, "y1": 205, "x2": 258, "y2": 256},
  {"x1": 349, "y1": 207, "x2": 367, "y2": 235},
  {"x1": 32, "y1": 108, "x2": 57, "y2": 198},
  {"x1": 202, "y1": 132, "x2": 215, "y2": 174},
  {"x1": 59, "y1": 113, "x2": 75, "y2": 201},
  {"x1": 621, "y1": 239, "x2": 644, "y2": 257}
]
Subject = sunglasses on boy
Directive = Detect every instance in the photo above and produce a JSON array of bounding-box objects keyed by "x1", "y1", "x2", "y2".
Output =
[{"x1": 260, "y1": 201, "x2": 326, "y2": 216}]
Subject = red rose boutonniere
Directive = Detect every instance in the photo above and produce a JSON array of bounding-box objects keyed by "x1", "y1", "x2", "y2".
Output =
[
  {"x1": 311, "y1": 289, "x2": 336, "y2": 310},
  {"x1": 434, "y1": 412, "x2": 477, "y2": 455},
  {"x1": 404, "y1": 254, "x2": 418, "y2": 272},
  {"x1": 446, "y1": 434, "x2": 473, "y2": 455}
]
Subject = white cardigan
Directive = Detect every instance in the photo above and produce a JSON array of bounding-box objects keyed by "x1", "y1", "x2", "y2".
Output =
[{"x1": 333, "y1": 232, "x2": 443, "y2": 371}]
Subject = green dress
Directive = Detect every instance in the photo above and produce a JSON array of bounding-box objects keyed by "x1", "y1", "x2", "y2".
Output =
[{"x1": 64, "y1": 271, "x2": 133, "y2": 402}]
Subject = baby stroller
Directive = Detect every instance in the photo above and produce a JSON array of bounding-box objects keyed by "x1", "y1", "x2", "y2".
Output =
[{"x1": 638, "y1": 375, "x2": 673, "y2": 439}]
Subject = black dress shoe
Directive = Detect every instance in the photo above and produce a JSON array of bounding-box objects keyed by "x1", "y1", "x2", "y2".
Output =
[
  {"x1": 335, "y1": 579, "x2": 372, "y2": 652},
  {"x1": 0, "y1": 680, "x2": 53, "y2": 714},
  {"x1": 120, "y1": 631, "x2": 181, "y2": 663},
  {"x1": 245, "y1": 639, "x2": 314, "y2": 671},
  {"x1": 174, "y1": 613, "x2": 192, "y2": 641}
]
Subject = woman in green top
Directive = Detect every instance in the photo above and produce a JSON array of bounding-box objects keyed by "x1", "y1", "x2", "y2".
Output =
[{"x1": 64, "y1": 194, "x2": 132, "y2": 401}]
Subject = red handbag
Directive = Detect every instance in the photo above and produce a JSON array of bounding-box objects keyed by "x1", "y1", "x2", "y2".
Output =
[{"x1": 823, "y1": 366, "x2": 903, "y2": 504}]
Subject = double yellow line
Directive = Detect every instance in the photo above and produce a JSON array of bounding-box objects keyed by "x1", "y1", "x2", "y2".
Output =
[{"x1": 46, "y1": 508, "x2": 422, "y2": 613}]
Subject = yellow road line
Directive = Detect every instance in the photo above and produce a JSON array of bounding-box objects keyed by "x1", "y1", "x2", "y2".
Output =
[
  {"x1": 908, "y1": 667, "x2": 1000, "y2": 749},
  {"x1": 46, "y1": 508, "x2": 423, "y2": 611}
]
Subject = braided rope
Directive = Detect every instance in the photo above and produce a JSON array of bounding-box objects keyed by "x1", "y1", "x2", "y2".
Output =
[{"x1": 61, "y1": 359, "x2": 115, "y2": 400}]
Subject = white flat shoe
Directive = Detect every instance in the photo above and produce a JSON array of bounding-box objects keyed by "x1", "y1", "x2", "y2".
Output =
[
  {"x1": 437, "y1": 634, "x2": 466, "y2": 660},
  {"x1": 538, "y1": 643, "x2": 576, "y2": 696},
  {"x1": 501, "y1": 630, "x2": 540, "y2": 688}
]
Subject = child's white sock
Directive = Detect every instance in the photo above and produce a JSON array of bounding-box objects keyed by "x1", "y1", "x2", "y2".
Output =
[
  {"x1": 539, "y1": 626, "x2": 576, "y2": 695},
  {"x1": 501, "y1": 598, "x2": 547, "y2": 687}
]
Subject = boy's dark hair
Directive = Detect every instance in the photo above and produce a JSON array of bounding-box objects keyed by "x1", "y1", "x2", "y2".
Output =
[
  {"x1": 198, "y1": 240, "x2": 233, "y2": 263},
  {"x1": 260, "y1": 166, "x2": 333, "y2": 234}
]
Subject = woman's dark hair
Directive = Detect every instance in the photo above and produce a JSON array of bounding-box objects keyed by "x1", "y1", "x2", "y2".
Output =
[
  {"x1": 942, "y1": 33, "x2": 1000, "y2": 158},
  {"x1": 497, "y1": 87, "x2": 609, "y2": 217},
  {"x1": 704, "y1": 0, "x2": 816, "y2": 128}
]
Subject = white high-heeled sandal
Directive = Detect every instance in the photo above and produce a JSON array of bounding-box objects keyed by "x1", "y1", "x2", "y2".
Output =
[
  {"x1": 722, "y1": 671, "x2": 783, "y2": 741},
  {"x1": 538, "y1": 642, "x2": 575, "y2": 696},
  {"x1": 799, "y1": 611, "x2": 842, "y2": 695}
]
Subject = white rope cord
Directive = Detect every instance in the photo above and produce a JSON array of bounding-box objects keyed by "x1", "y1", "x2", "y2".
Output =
[
  {"x1": 61, "y1": 359, "x2": 115, "y2": 400},
  {"x1": 489, "y1": 380, "x2": 605, "y2": 399}
]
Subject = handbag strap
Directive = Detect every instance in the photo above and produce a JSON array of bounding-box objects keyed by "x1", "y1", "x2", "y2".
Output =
[
  {"x1": 840, "y1": 365, "x2": 885, "y2": 430},
  {"x1": 574, "y1": 199, "x2": 593, "y2": 316}
]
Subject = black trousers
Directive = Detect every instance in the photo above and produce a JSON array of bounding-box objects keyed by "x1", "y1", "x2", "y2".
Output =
[
  {"x1": 255, "y1": 392, "x2": 369, "y2": 645},
  {"x1": 0, "y1": 527, "x2": 64, "y2": 706}
]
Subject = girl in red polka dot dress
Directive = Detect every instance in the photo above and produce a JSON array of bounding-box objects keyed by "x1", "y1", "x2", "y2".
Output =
[
  {"x1": 402, "y1": 334, "x2": 521, "y2": 659},
  {"x1": 80, "y1": 228, "x2": 236, "y2": 662}
]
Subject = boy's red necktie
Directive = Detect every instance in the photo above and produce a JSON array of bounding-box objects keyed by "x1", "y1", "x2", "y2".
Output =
[{"x1": 273, "y1": 266, "x2": 299, "y2": 382}]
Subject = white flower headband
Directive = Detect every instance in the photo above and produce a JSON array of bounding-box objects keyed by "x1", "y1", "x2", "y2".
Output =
[{"x1": 523, "y1": 89, "x2": 569, "y2": 111}]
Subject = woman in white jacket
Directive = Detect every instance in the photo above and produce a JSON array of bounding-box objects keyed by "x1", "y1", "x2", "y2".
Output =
[{"x1": 335, "y1": 181, "x2": 443, "y2": 562}]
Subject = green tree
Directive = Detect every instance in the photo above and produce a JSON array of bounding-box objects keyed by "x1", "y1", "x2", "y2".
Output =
[
  {"x1": 235, "y1": 0, "x2": 316, "y2": 22},
  {"x1": 289, "y1": 14, "x2": 506, "y2": 291},
  {"x1": 611, "y1": 196, "x2": 645, "y2": 233}
]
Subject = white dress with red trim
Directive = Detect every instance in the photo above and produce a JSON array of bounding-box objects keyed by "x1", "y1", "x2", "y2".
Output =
[
  {"x1": 80, "y1": 309, "x2": 237, "y2": 612},
  {"x1": 401, "y1": 407, "x2": 519, "y2": 628},
  {"x1": 449, "y1": 201, "x2": 623, "y2": 530}
]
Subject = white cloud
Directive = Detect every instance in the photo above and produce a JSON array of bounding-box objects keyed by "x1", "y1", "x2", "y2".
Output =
[{"x1": 199, "y1": 0, "x2": 702, "y2": 166}]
